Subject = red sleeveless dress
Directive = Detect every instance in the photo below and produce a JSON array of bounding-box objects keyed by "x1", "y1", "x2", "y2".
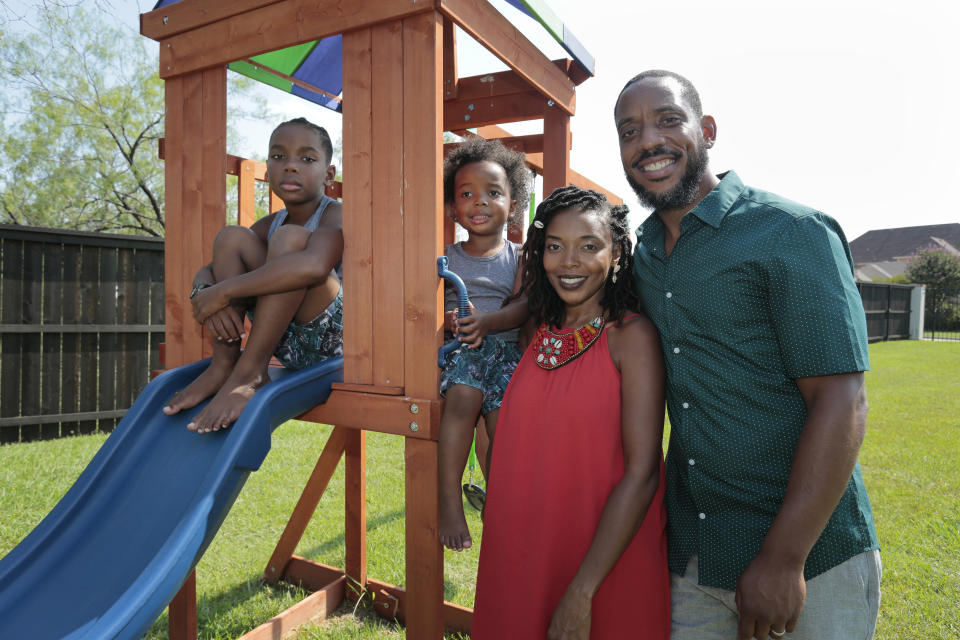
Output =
[{"x1": 472, "y1": 320, "x2": 669, "y2": 639}]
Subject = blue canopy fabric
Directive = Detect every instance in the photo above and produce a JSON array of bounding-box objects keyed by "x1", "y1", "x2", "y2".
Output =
[{"x1": 151, "y1": 0, "x2": 592, "y2": 112}]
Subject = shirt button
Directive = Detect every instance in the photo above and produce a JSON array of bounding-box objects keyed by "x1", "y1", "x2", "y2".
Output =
[
  {"x1": 673, "y1": 347, "x2": 680, "y2": 354},
  {"x1": 699, "y1": 512, "x2": 706, "y2": 520},
  {"x1": 688, "y1": 458, "x2": 695, "y2": 466},
  {"x1": 682, "y1": 402, "x2": 690, "y2": 409},
  {"x1": 665, "y1": 291, "x2": 673, "y2": 298}
]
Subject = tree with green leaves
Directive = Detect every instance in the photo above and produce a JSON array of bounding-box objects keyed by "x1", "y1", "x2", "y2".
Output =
[
  {"x1": 905, "y1": 247, "x2": 960, "y2": 332},
  {"x1": 906, "y1": 247, "x2": 960, "y2": 291},
  {"x1": 0, "y1": 3, "x2": 266, "y2": 236}
]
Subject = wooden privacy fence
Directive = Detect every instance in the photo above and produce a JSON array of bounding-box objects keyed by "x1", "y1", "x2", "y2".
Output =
[{"x1": 0, "y1": 224, "x2": 164, "y2": 443}]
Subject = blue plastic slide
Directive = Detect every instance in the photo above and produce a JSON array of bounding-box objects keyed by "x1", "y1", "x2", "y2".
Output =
[{"x1": 0, "y1": 356, "x2": 343, "y2": 640}]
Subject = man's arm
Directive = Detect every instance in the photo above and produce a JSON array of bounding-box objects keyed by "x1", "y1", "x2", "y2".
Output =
[{"x1": 735, "y1": 371, "x2": 868, "y2": 640}]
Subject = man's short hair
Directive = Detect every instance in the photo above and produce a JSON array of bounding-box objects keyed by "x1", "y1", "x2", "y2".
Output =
[{"x1": 616, "y1": 70, "x2": 703, "y2": 119}]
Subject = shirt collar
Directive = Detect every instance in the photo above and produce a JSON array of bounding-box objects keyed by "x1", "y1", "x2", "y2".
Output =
[
  {"x1": 687, "y1": 170, "x2": 745, "y2": 229},
  {"x1": 635, "y1": 171, "x2": 746, "y2": 252}
]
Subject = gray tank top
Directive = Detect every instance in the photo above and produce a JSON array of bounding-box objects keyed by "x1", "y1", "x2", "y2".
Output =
[
  {"x1": 443, "y1": 240, "x2": 521, "y2": 344},
  {"x1": 267, "y1": 195, "x2": 342, "y2": 280}
]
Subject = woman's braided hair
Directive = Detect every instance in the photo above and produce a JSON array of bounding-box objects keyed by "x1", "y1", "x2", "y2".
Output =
[
  {"x1": 443, "y1": 136, "x2": 531, "y2": 226},
  {"x1": 516, "y1": 185, "x2": 638, "y2": 328}
]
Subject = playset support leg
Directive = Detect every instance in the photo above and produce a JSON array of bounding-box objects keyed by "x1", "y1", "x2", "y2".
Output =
[
  {"x1": 168, "y1": 571, "x2": 197, "y2": 640},
  {"x1": 344, "y1": 429, "x2": 368, "y2": 598},
  {"x1": 263, "y1": 427, "x2": 350, "y2": 582}
]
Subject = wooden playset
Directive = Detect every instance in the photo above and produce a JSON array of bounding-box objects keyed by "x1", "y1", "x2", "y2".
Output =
[{"x1": 140, "y1": 1, "x2": 621, "y2": 637}]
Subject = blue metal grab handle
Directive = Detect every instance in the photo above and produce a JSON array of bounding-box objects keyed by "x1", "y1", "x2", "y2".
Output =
[{"x1": 437, "y1": 256, "x2": 471, "y2": 367}]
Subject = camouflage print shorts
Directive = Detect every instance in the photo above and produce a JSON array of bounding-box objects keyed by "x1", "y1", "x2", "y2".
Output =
[
  {"x1": 273, "y1": 288, "x2": 344, "y2": 370},
  {"x1": 440, "y1": 334, "x2": 523, "y2": 415}
]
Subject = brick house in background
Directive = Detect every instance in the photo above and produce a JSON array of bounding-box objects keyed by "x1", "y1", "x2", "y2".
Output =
[{"x1": 850, "y1": 223, "x2": 960, "y2": 282}]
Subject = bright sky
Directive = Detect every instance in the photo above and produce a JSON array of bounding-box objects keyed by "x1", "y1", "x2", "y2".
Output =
[{"x1": 130, "y1": 0, "x2": 960, "y2": 242}]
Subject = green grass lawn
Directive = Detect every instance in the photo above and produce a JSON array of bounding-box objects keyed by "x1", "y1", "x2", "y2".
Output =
[{"x1": 1, "y1": 340, "x2": 957, "y2": 639}]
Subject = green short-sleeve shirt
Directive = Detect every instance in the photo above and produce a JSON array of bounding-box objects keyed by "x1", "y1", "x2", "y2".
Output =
[{"x1": 633, "y1": 171, "x2": 878, "y2": 591}]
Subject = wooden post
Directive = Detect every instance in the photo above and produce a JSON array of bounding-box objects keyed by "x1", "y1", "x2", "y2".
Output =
[
  {"x1": 402, "y1": 11, "x2": 445, "y2": 639},
  {"x1": 542, "y1": 103, "x2": 571, "y2": 196},
  {"x1": 169, "y1": 571, "x2": 198, "y2": 640},
  {"x1": 163, "y1": 64, "x2": 227, "y2": 640},
  {"x1": 162, "y1": 66, "x2": 227, "y2": 368},
  {"x1": 344, "y1": 430, "x2": 367, "y2": 598},
  {"x1": 341, "y1": 28, "x2": 374, "y2": 386}
]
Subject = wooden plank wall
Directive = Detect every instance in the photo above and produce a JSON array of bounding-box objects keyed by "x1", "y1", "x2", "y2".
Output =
[{"x1": 0, "y1": 225, "x2": 165, "y2": 443}]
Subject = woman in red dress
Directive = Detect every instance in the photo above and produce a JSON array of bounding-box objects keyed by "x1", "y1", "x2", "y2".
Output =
[{"x1": 472, "y1": 186, "x2": 669, "y2": 639}]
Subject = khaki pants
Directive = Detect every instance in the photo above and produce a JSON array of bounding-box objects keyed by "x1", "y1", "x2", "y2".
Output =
[{"x1": 670, "y1": 550, "x2": 881, "y2": 640}]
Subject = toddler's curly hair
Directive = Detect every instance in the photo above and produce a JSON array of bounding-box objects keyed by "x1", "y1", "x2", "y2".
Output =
[{"x1": 443, "y1": 137, "x2": 531, "y2": 226}]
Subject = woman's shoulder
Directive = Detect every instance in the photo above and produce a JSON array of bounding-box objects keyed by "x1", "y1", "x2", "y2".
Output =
[{"x1": 606, "y1": 312, "x2": 660, "y2": 362}]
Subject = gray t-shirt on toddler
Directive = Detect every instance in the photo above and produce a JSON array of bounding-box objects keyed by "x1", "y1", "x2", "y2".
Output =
[{"x1": 443, "y1": 240, "x2": 521, "y2": 345}]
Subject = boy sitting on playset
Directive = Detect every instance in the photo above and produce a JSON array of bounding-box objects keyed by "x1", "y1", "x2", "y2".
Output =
[{"x1": 163, "y1": 117, "x2": 343, "y2": 433}]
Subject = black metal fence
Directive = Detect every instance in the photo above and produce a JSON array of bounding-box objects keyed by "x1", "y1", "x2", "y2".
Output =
[
  {"x1": 0, "y1": 224, "x2": 164, "y2": 443},
  {"x1": 924, "y1": 286, "x2": 960, "y2": 341},
  {"x1": 856, "y1": 282, "x2": 913, "y2": 342}
]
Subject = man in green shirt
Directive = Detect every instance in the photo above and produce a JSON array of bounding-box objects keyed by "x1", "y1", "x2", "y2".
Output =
[{"x1": 615, "y1": 70, "x2": 880, "y2": 640}]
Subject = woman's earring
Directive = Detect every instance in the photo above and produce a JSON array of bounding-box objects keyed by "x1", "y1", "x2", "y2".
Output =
[{"x1": 612, "y1": 263, "x2": 620, "y2": 283}]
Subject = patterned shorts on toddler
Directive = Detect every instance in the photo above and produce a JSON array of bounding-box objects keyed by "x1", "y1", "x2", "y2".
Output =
[
  {"x1": 272, "y1": 288, "x2": 343, "y2": 370},
  {"x1": 440, "y1": 334, "x2": 523, "y2": 415}
]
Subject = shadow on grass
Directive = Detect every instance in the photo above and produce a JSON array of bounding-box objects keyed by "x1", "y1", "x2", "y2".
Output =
[
  {"x1": 149, "y1": 507, "x2": 474, "y2": 638},
  {"x1": 298, "y1": 507, "x2": 406, "y2": 559}
]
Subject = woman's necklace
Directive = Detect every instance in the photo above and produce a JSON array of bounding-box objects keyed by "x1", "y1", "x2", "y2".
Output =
[{"x1": 533, "y1": 316, "x2": 605, "y2": 370}]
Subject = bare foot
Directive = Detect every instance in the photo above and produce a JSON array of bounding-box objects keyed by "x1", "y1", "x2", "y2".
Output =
[
  {"x1": 439, "y1": 492, "x2": 472, "y2": 551},
  {"x1": 163, "y1": 358, "x2": 235, "y2": 416},
  {"x1": 187, "y1": 369, "x2": 268, "y2": 433}
]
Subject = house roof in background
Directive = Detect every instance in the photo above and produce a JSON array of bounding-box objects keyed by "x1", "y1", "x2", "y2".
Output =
[
  {"x1": 854, "y1": 261, "x2": 909, "y2": 282},
  {"x1": 850, "y1": 223, "x2": 960, "y2": 264}
]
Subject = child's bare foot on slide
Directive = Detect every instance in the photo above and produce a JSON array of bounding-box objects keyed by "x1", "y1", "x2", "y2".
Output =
[
  {"x1": 439, "y1": 494, "x2": 473, "y2": 551},
  {"x1": 162, "y1": 359, "x2": 234, "y2": 417},
  {"x1": 188, "y1": 369, "x2": 268, "y2": 433}
]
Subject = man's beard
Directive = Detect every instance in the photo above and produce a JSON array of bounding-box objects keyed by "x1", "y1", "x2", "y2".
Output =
[{"x1": 625, "y1": 143, "x2": 709, "y2": 212}]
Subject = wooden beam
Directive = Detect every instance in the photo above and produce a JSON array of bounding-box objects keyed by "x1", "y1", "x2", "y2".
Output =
[
  {"x1": 454, "y1": 68, "x2": 534, "y2": 101},
  {"x1": 155, "y1": 0, "x2": 431, "y2": 78},
  {"x1": 281, "y1": 557, "x2": 472, "y2": 632},
  {"x1": 141, "y1": 0, "x2": 282, "y2": 39},
  {"x1": 299, "y1": 391, "x2": 443, "y2": 440},
  {"x1": 553, "y1": 57, "x2": 592, "y2": 86},
  {"x1": 366, "y1": 577, "x2": 473, "y2": 634},
  {"x1": 443, "y1": 90, "x2": 546, "y2": 131},
  {"x1": 239, "y1": 58, "x2": 343, "y2": 104},
  {"x1": 440, "y1": 0, "x2": 575, "y2": 114},
  {"x1": 283, "y1": 556, "x2": 345, "y2": 590},
  {"x1": 237, "y1": 576, "x2": 346, "y2": 640},
  {"x1": 568, "y1": 170, "x2": 624, "y2": 205},
  {"x1": 442, "y1": 16, "x2": 458, "y2": 100},
  {"x1": 445, "y1": 133, "x2": 545, "y2": 155}
]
